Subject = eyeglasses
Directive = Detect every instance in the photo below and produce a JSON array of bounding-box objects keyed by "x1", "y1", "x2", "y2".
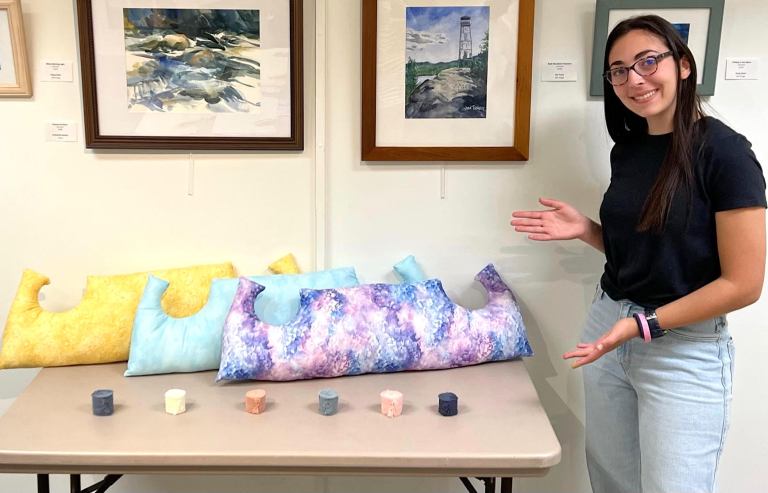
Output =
[{"x1": 604, "y1": 51, "x2": 673, "y2": 86}]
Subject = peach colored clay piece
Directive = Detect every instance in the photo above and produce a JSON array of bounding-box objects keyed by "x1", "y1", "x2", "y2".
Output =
[
  {"x1": 380, "y1": 389, "x2": 403, "y2": 418},
  {"x1": 245, "y1": 389, "x2": 267, "y2": 414}
]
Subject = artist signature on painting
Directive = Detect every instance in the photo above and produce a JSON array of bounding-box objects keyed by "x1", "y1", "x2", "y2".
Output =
[{"x1": 462, "y1": 105, "x2": 485, "y2": 112}]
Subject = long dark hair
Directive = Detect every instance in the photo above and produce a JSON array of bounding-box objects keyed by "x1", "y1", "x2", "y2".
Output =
[{"x1": 603, "y1": 15, "x2": 705, "y2": 233}]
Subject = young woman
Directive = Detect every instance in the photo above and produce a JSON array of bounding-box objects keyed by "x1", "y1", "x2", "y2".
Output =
[{"x1": 511, "y1": 15, "x2": 766, "y2": 493}]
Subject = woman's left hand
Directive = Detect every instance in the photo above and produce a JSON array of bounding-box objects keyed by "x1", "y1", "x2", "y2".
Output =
[{"x1": 563, "y1": 317, "x2": 639, "y2": 368}]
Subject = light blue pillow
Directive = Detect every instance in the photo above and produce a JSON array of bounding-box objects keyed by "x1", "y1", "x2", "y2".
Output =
[
  {"x1": 125, "y1": 267, "x2": 359, "y2": 376},
  {"x1": 393, "y1": 255, "x2": 427, "y2": 283}
]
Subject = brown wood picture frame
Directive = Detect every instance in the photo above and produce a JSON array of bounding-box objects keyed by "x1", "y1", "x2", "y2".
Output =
[
  {"x1": 0, "y1": 0, "x2": 31, "y2": 97},
  {"x1": 76, "y1": 0, "x2": 304, "y2": 150},
  {"x1": 361, "y1": 0, "x2": 534, "y2": 162}
]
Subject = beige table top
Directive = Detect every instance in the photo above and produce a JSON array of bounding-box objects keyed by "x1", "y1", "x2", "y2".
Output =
[{"x1": 0, "y1": 360, "x2": 560, "y2": 477}]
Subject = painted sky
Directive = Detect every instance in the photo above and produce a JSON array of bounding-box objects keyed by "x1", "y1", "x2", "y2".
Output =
[{"x1": 406, "y1": 6, "x2": 490, "y2": 64}]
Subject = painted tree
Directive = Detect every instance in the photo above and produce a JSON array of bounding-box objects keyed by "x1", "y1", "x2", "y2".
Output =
[
  {"x1": 405, "y1": 56, "x2": 418, "y2": 100},
  {"x1": 471, "y1": 30, "x2": 489, "y2": 82}
]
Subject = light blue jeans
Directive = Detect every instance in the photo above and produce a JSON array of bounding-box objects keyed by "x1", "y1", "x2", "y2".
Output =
[{"x1": 583, "y1": 284, "x2": 735, "y2": 493}]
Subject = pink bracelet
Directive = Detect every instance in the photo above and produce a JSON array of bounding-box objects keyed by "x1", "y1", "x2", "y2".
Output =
[{"x1": 633, "y1": 313, "x2": 651, "y2": 343}]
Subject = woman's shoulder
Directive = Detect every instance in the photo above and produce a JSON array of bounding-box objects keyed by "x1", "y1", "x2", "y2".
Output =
[
  {"x1": 697, "y1": 116, "x2": 752, "y2": 149},
  {"x1": 695, "y1": 117, "x2": 761, "y2": 178}
]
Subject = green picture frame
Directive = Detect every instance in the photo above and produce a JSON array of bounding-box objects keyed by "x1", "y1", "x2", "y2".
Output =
[{"x1": 589, "y1": 0, "x2": 724, "y2": 97}]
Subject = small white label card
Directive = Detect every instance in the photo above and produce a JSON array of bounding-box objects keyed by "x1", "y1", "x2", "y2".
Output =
[
  {"x1": 41, "y1": 61, "x2": 73, "y2": 82},
  {"x1": 46, "y1": 121, "x2": 77, "y2": 142},
  {"x1": 541, "y1": 61, "x2": 577, "y2": 82},
  {"x1": 725, "y1": 58, "x2": 759, "y2": 80}
]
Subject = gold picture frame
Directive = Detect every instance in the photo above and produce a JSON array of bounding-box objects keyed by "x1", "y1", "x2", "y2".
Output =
[{"x1": 0, "y1": 0, "x2": 31, "y2": 97}]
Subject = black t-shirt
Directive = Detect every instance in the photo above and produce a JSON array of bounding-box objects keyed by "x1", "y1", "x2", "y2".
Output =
[{"x1": 599, "y1": 117, "x2": 767, "y2": 307}]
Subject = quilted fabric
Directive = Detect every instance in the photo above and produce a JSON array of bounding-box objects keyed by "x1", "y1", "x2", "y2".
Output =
[
  {"x1": 217, "y1": 264, "x2": 532, "y2": 382},
  {"x1": 125, "y1": 267, "x2": 360, "y2": 376},
  {"x1": 0, "y1": 263, "x2": 235, "y2": 369}
]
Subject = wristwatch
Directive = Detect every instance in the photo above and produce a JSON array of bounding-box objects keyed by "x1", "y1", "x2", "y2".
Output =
[{"x1": 644, "y1": 309, "x2": 667, "y2": 339}]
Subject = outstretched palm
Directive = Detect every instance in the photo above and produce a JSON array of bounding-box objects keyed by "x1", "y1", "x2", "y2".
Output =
[{"x1": 510, "y1": 198, "x2": 589, "y2": 241}]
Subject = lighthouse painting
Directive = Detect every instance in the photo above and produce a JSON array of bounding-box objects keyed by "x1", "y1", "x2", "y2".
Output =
[{"x1": 405, "y1": 6, "x2": 490, "y2": 119}]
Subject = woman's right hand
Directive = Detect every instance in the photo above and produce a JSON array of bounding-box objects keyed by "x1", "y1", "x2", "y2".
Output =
[{"x1": 510, "y1": 198, "x2": 591, "y2": 241}]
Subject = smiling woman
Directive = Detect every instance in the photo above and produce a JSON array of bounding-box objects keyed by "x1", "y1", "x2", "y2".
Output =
[
  {"x1": 511, "y1": 13, "x2": 766, "y2": 493},
  {"x1": 606, "y1": 30, "x2": 688, "y2": 135},
  {"x1": 589, "y1": 0, "x2": 725, "y2": 96}
]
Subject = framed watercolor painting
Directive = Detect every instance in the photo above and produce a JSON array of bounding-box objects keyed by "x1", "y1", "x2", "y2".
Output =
[
  {"x1": 590, "y1": 0, "x2": 724, "y2": 96},
  {"x1": 361, "y1": 0, "x2": 535, "y2": 162},
  {"x1": 0, "y1": 0, "x2": 31, "y2": 97},
  {"x1": 76, "y1": 0, "x2": 303, "y2": 150}
]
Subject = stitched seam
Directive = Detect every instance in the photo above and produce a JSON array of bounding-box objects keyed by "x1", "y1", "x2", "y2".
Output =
[
  {"x1": 665, "y1": 330, "x2": 720, "y2": 342},
  {"x1": 618, "y1": 303, "x2": 633, "y2": 378},
  {"x1": 713, "y1": 338, "x2": 729, "y2": 491}
]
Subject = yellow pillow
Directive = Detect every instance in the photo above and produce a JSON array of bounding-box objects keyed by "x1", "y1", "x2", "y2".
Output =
[
  {"x1": 0, "y1": 263, "x2": 235, "y2": 369},
  {"x1": 268, "y1": 253, "x2": 300, "y2": 274}
]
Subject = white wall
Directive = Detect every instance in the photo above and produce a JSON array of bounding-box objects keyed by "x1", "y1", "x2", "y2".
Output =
[{"x1": 1, "y1": 0, "x2": 766, "y2": 492}]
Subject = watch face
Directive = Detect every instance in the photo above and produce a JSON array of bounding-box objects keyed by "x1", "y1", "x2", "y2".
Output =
[{"x1": 642, "y1": 309, "x2": 665, "y2": 337}]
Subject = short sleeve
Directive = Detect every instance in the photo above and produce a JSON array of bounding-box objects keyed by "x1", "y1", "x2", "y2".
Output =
[{"x1": 705, "y1": 133, "x2": 767, "y2": 212}]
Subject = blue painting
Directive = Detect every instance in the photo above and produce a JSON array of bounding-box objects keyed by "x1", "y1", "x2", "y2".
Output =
[
  {"x1": 405, "y1": 7, "x2": 490, "y2": 119},
  {"x1": 672, "y1": 23, "x2": 691, "y2": 44},
  {"x1": 123, "y1": 9, "x2": 261, "y2": 113}
]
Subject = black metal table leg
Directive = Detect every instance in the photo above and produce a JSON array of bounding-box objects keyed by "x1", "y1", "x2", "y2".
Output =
[
  {"x1": 480, "y1": 477, "x2": 496, "y2": 493},
  {"x1": 500, "y1": 477, "x2": 513, "y2": 493},
  {"x1": 83, "y1": 474, "x2": 123, "y2": 493},
  {"x1": 70, "y1": 474, "x2": 81, "y2": 493},
  {"x1": 460, "y1": 477, "x2": 478, "y2": 493},
  {"x1": 459, "y1": 476, "x2": 504, "y2": 493},
  {"x1": 36, "y1": 474, "x2": 49, "y2": 493}
]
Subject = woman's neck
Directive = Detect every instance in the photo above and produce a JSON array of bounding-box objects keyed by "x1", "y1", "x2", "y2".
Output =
[{"x1": 646, "y1": 113, "x2": 674, "y2": 135}]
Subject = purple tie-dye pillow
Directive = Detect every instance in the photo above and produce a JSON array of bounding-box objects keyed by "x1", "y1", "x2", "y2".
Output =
[{"x1": 217, "y1": 264, "x2": 532, "y2": 381}]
